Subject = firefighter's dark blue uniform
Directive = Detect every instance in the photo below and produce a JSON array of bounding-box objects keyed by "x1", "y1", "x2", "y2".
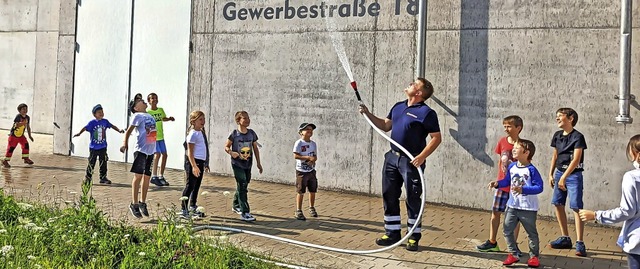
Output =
[{"x1": 382, "y1": 100, "x2": 440, "y2": 242}]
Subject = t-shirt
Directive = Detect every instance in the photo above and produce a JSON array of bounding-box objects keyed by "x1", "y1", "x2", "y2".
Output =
[
  {"x1": 387, "y1": 100, "x2": 440, "y2": 155},
  {"x1": 10, "y1": 114, "x2": 30, "y2": 137},
  {"x1": 293, "y1": 139, "x2": 317, "y2": 172},
  {"x1": 130, "y1": 112, "x2": 157, "y2": 155},
  {"x1": 550, "y1": 129, "x2": 587, "y2": 173},
  {"x1": 496, "y1": 162, "x2": 544, "y2": 211},
  {"x1": 228, "y1": 129, "x2": 258, "y2": 170},
  {"x1": 495, "y1": 136, "x2": 517, "y2": 191},
  {"x1": 85, "y1": 119, "x2": 112, "y2": 150},
  {"x1": 186, "y1": 129, "x2": 207, "y2": 161},
  {"x1": 147, "y1": 107, "x2": 167, "y2": 141}
]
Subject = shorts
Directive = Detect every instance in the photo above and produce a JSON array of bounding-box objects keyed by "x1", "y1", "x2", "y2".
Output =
[
  {"x1": 551, "y1": 169, "x2": 584, "y2": 210},
  {"x1": 131, "y1": 151, "x2": 153, "y2": 176},
  {"x1": 155, "y1": 140, "x2": 167, "y2": 154},
  {"x1": 296, "y1": 170, "x2": 318, "y2": 194},
  {"x1": 491, "y1": 189, "x2": 510, "y2": 212}
]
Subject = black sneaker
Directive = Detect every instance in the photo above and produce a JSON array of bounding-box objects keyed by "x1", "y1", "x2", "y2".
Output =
[
  {"x1": 99, "y1": 178, "x2": 112, "y2": 184},
  {"x1": 375, "y1": 234, "x2": 400, "y2": 246},
  {"x1": 476, "y1": 240, "x2": 500, "y2": 252},
  {"x1": 309, "y1": 206, "x2": 318, "y2": 217},
  {"x1": 159, "y1": 176, "x2": 170, "y2": 186},
  {"x1": 138, "y1": 202, "x2": 149, "y2": 217},
  {"x1": 150, "y1": 176, "x2": 163, "y2": 186},
  {"x1": 406, "y1": 238, "x2": 419, "y2": 251},
  {"x1": 295, "y1": 210, "x2": 306, "y2": 220},
  {"x1": 549, "y1": 236, "x2": 573, "y2": 249},
  {"x1": 129, "y1": 203, "x2": 142, "y2": 218}
]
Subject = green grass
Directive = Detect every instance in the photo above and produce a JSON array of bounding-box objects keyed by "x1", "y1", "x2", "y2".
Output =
[{"x1": 0, "y1": 182, "x2": 282, "y2": 269}]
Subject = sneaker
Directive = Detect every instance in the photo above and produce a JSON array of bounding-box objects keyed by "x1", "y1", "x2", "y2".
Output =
[
  {"x1": 190, "y1": 206, "x2": 205, "y2": 218},
  {"x1": 309, "y1": 206, "x2": 318, "y2": 217},
  {"x1": 502, "y1": 253, "x2": 520, "y2": 266},
  {"x1": 99, "y1": 178, "x2": 112, "y2": 184},
  {"x1": 294, "y1": 210, "x2": 306, "y2": 221},
  {"x1": 575, "y1": 241, "x2": 587, "y2": 257},
  {"x1": 548, "y1": 236, "x2": 572, "y2": 249},
  {"x1": 232, "y1": 207, "x2": 242, "y2": 215},
  {"x1": 406, "y1": 239, "x2": 419, "y2": 251},
  {"x1": 375, "y1": 234, "x2": 400, "y2": 246},
  {"x1": 159, "y1": 176, "x2": 170, "y2": 186},
  {"x1": 240, "y1": 212, "x2": 256, "y2": 222},
  {"x1": 150, "y1": 176, "x2": 163, "y2": 186},
  {"x1": 476, "y1": 240, "x2": 500, "y2": 252},
  {"x1": 179, "y1": 209, "x2": 190, "y2": 220},
  {"x1": 527, "y1": 256, "x2": 540, "y2": 268},
  {"x1": 129, "y1": 203, "x2": 142, "y2": 218},
  {"x1": 138, "y1": 202, "x2": 149, "y2": 217},
  {"x1": 2, "y1": 160, "x2": 10, "y2": 168},
  {"x1": 23, "y1": 158, "x2": 34, "y2": 165}
]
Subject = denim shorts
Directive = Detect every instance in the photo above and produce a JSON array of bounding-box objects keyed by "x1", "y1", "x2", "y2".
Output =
[
  {"x1": 155, "y1": 140, "x2": 167, "y2": 154},
  {"x1": 551, "y1": 169, "x2": 584, "y2": 210}
]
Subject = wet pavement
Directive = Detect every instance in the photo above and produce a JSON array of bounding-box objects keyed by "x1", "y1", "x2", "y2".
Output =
[{"x1": 0, "y1": 130, "x2": 628, "y2": 268}]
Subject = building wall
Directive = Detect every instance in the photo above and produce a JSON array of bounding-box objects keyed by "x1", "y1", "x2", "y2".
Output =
[
  {"x1": 190, "y1": 0, "x2": 640, "y2": 217},
  {"x1": 0, "y1": 0, "x2": 61, "y2": 135}
]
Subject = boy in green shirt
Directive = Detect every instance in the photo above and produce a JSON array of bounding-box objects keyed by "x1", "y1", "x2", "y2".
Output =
[{"x1": 147, "y1": 93, "x2": 175, "y2": 186}]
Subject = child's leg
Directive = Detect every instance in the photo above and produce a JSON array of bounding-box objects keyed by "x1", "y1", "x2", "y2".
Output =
[
  {"x1": 502, "y1": 208, "x2": 520, "y2": 254},
  {"x1": 295, "y1": 171, "x2": 306, "y2": 210},
  {"x1": 152, "y1": 153, "x2": 160, "y2": 176},
  {"x1": 181, "y1": 161, "x2": 197, "y2": 210},
  {"x1": 296, "y1": 193, "x2": 304, "y2": 210},
  {"x1": 188, "y1": 162, "x2": 204, "y2": 208},
  {"x1": 554, "y1": 205, "x2": 570, "y2": 236},
  {"x1": 139, "y1": 154, "x2": 153, "y2": 202},
  {"x1": 627, "y1": 253, "x2": 640, "y2": 269},
  {"x1": 131, "y1": 173, "x2": 143, "y2": 203},
  {"x1": 97, "y1": 148, "x2": 108, "y2": 180},
  {"x1": 551, "y1": 169, "x2": 570, "y2": 236},
  {"x1": 574, "y1": 210, "x2": 584, "y2": 241},
  {"x1": 160, "y1": 152, "x2": 168, "y2": 176},
  {"x1": 4, "y1": 136, "x2": 20, "y2": 160},
  {"x1": 85, "y1": 149, "x2": 98, "y2": 181},
  {"x1": 489, "y1": 189, "x2": 509, "y2": 242},
  {"x1": 490, "y1": 211, "x2": 502, "y2": 242},
  {"x1": 308, "y1": 170, "x2": 318, "y2": 208},
  {"x1": 232, "y1": 166, "x2": 251, "y2": 213},
  {"x1": 309, "y1": 192, "x2": 316, "y2": 207},
  {"x1": 566, "y1": 172, "x2": 585, "y2": 241},
  {"x1": 518, "y1": 209, "x2": 540, "y2": 257},
  {"x1": 17, "y1": 136, "x2": 29, "y2": 159}
]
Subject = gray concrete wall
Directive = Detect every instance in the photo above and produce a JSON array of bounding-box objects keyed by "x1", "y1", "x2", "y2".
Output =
[
  {"x1": 0, "y1": 0, "x2": 61, "y2": 135},
  {"x1": 190, "y1": 0, "x2": 640, "y2": 217}
]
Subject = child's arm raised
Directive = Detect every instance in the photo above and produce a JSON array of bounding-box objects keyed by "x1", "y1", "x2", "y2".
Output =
[
  {"x1": 253, "y1": 141, "x2": 263, "y2": 174},
  {"x1": 73, "y1": 127, "x2": 87, "y2": 137},
  {"x1": 120, "y1": 125, "x2": 135, "y2": 153}
]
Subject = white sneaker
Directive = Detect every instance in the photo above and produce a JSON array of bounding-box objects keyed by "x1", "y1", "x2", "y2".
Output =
[
  {"x1": 232, "y1": 207, "x2": 242, "y2": 214},
  {"x1": 240, "y1": 212, "x2": 256, "y2": 222}
]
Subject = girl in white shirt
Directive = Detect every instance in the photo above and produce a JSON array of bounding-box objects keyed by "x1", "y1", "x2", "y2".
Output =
[
  {"x1": 180, "y1": 111, "x2": 209, "y2": 219},
  {"x1": 580, "y1": 134, "x2": 640, "y2": 269}
]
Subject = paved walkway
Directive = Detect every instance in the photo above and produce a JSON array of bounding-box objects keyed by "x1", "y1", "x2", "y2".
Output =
[{"x1": 0, "y1": 131, "x2": 628, "y2": 269}]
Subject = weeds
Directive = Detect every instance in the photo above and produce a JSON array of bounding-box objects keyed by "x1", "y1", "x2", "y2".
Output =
[{"x1": 0, "y1": 181, "x2": 281, "y2": 269}]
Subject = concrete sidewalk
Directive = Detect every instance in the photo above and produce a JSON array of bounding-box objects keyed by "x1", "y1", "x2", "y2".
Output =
[{"x1": 0, "y1": 131, "x2": 628, "y2": 269}]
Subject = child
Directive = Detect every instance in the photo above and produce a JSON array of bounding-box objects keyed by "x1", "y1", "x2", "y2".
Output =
[
  {"x1": 73, "y1": 104, "x2": 125, "y2": 184},
  {"x1": 488, "y1": 139, "x2": 543, "y2": 268},
  {"x1": 579, "y1": 134, "x2": 640, "y2": 269},
  {"x1": 2, "y1": 103, "x2": 34, "y2": 168},
  {"x1": 180, "y1": 110, "x2": 209, "y2": 219},
  {"x1": 147, "y1": 93, "x2": 175, "y2": 187},
  {"x1": 547, "y1": 108, "x2": 588, "y2": 256},
  {"x1": 293, "y1": 122, "x2": 318, "y2": 221},
  {"x1": 477, "y1": 115, "x2": 523, "y2": 252},
  {"x1": 224, "y1": 111, "x2": 263, "y2": 222},
  {"x1": 120, "y1": 98, "x2": 157, "y2": 218}
]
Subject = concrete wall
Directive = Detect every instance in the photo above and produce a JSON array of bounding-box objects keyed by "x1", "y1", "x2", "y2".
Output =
[
  {"x1": 0, "y1": 0, "x2": 61, "y2": 135},
  {"x1": 190, "y1": 0, "x2": 640, "y2": 217}
]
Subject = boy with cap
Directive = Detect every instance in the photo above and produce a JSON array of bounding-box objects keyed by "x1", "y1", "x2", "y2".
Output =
[
  {"x1": 292, "y1": 122, "x2": 319, "y2": 220},
  {"x1": 73, "y1": 104, "x2": 125, "y2": 184},
  {"x1": 121, "y1": 98, "x2": 157, "y2": 218}
]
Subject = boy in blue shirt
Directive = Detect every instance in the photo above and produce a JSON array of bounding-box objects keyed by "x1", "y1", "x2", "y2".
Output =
[{"x1": 73, "y1": 104, "x2": 124, "y2": 184}]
